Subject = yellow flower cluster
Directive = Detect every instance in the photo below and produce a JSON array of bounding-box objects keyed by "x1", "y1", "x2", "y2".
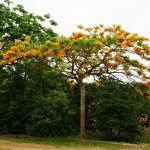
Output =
[
  {"x1": 57, "y1": 50, "x2": 65, "y2": 59},
  {"x1": 0, "y1": 60, "x2": 7, "y2": 65},
  {"x1": 114, "y1": 53, "x2": 121, "y2": 59},
  {"x1": 115, "y1": 35, "x2": 125, "y2": 41},
  {"x1": 25, "y1": 36, "x2": 31, "y2": 41},
  {"x1": 85, "y1": 27, "x2": 93, "y2": 31},
  {"x1": 26, "y1": 50, "x2": 37, "y2": 56},
  {"x1": 135, "y1": 89, "x2": 143, "y2": 96},
  {"x1": 15, "y1": 39, "x2": 21, "y2": 45},
  {"x1": 94, "y1": 81, "x2": 101, "y2": 87},
  {"x1": 138, "y1": 63, "x2": 147, "y2": 69},
  {"x1": 140, "y1": 82, "x2": 149, "y2": 87},
  {"x1": 77, "y1": 24, "x2": 84, "y2": 29},
  {"x1": 107, "y1": 53, "x2": 112, "y2": 57},
  {"x1": 95, "y1": 41, "x2": 103, "y2": 49},
  {"x1": 106, "y1": 61, "x2": 119, "y2": 69},
  {"x1": 9, "y1": 57, "x2": 17, "y2": 63},
  {"x1": 114, "y1": 53, "x2": 126, "y2": 63},
  {"x1": 44, "y1": 49, "x2": 54, "y2": 56},
  {"x1": 134, "y1": 47, "x2": 141, "y2": 53}
]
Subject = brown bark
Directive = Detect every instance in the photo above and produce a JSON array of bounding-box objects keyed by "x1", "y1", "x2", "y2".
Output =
[{"x1": 79, "y1": 82, "x2": 86, "y2": 138}]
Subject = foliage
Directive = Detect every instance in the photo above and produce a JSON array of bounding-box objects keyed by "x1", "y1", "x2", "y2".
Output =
[
  {"x1": 26, "y1": 91, "x2": 77, "y2": 137},
  {"x1": 96, "y1": 81, "x2": 143, "y2": 142},
  {"x1": 0, "y1": 66, "x2": 28, "y2": 134},
  {"x1": 1, "y1": 24, "x2": 150, "y2": 83},
  {"x1": 0, "y1": 0, "x2": 72, "y2": 136},
  {"x1": 139, "y1": 99, "x2": 150, "y2": 116},
  {"x1": 0, "y1": 23, "x2": 150, "y2": 138},
  {"x1": 0, "y1": 0, "x2": 57, "y2": 50},
  {"x1": 0, "y1": 61, "x2": 76, "y2": 135}
]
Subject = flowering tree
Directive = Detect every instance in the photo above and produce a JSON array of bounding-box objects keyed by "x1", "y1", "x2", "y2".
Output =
[{"x1": 0, "y1": 24, "x2": 150, "y2": 138}]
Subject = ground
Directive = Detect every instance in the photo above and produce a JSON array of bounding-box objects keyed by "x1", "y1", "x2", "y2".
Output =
[
  {"x1": 0, "y1": 139, "x2": 108, "y2": 150},
  {"x1": 0, "y1": 138, "x2": 150, "y2": 150},
  {"x1": 1, "y1": 128, "x2": 150, "y2": 150}
]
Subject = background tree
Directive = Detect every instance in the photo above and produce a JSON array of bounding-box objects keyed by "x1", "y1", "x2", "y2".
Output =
[
  {"x1": 0, "y1": 0, "x2": 57, "y2": 50},
  {"x1": 96, "y1": 79, "x2": 144, "y2": 142},
  {"x1": 0, "y1": 0, "x2": 77, "y2": 136},
  {"x1": 0, "y1": 49, "x2": 79, "y2": 136},
  {"x1": 1, "y1": 24, "x2": 150, "y2": 138}
]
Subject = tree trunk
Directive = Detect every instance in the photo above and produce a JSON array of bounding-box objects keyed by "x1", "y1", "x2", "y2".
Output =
[{"x1": 79, "y1": 82, "x2": 86, "y2": 138}]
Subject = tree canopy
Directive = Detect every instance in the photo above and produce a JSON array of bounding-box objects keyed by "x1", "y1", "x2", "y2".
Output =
[{"x1": 0, "y1": 0, "x2": 57, "y2": 50}]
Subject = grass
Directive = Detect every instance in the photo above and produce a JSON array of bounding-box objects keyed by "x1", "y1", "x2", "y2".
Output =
[
  {"x1": 0, "y1": 135, "x2": 149, "y2": 150},
  {"x1": 141, "y1": 127, "x2": 150, "y2": 143},
  {"x1": 1, "y1": 128, "x2": 150, "y2": 150}
]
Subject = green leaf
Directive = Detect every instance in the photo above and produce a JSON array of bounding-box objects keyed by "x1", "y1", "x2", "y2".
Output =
[
  {"x1": 50, "y1": 20, "x2": 57, "y2": 26},
  {"x1": 44, "y1": 13, "x2": 51, "y2": 19},
  {"x1": 100, "y1": 38, "x2": 106, "y2": 44},
  {"x1": 130, "y1": 60, "x2": 139, "y2": 67},
  {"x1": 92, "y1": 34, "x2": 97, "y2": 38},
  {"x1": 137, "y1": 40, "x2": 143, "y2": 46},
  {"x1": 146, "y1": 76, "x2": 150, "y2": 79},
  {"x1": 107, "y1": 37, "x2": 117, "y2": 44},
  {"x1": 60, "y1": 63, "x2": 68, "y2": 69},
  {"x1": 0, "y1": 1, "x2": 57, "y2": 50},
  {"x1": 56, "y1": 59, "x2": 63, "y2": 63}
]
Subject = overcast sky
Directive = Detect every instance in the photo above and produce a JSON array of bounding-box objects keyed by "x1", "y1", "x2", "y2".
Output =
[{"x1": 12, "y1": 0, "x2": 150, "y2": 38}]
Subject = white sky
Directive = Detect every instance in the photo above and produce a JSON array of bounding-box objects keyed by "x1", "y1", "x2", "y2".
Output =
[{"x1": 12, "y1": 0, "x2": 150, "y2": 38}]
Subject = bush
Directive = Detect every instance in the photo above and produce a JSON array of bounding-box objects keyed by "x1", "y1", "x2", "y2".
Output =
[
  {"x1": 26, "y1": 90, "x2": 77, "y2": 137},
  {"x1": 96, "y1": 96, "x2": 143, "y2": 143}
]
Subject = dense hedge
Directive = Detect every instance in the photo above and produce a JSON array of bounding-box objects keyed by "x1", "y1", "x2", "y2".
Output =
[
  {"x1": 96, "y1": 97, "x2": 143, "y2": 142},
  {"x1": 0, "y1": 64, "x2": 79, "y2": 136},
  {"x1": 26, "y1": 91, "x2": 77, "y2": 137},
  {"x1": 96, "y1": 81, "x2": 144, "y2": 142}
]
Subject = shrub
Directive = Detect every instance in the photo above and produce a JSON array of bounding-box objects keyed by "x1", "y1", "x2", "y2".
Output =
[
  {"x1": 96, "y1": 96, "x2": 143, "y2": 143},
  {"x1": 26, "y1": 90, "x2": 77, "y2": 137}
]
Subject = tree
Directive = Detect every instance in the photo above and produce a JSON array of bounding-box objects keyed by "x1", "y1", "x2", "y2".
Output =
[
  {"x1": 0, "y1": 24, "x2": 150, "y2": 138},
  {"x1": 0, "y1": 0, "x2": 57, "y2": 50},
  {"x1": 0, "y1": 0, "x2": 58, "y2": 100},
  {"x1": 96, "y1": 79, "x2": 143, "y2": 142},
  {"x1": 0, "y1": 0, "x2": 62, "y2": 135}
]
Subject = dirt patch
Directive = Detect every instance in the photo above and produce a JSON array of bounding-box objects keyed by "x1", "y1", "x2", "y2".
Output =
[
  {"x1": 0, "y1": 139, "x2": 55, "y2": 150},
  {"x1": 0, "y1": 139, "x2": 105, "y2": 150}
]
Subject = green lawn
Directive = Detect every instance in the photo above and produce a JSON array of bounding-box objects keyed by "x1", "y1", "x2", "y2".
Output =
[
  {"x1": 0, "y1": 135, "x2": 150, "y2": 150},
  {"x1": 1, "y1": 127, "x2": 150, "y2": 150}
]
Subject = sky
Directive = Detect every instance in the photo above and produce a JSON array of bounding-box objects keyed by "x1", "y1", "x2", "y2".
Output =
[{"x1": 12, "y1": 0, "x2": 150, "y2": 38}]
